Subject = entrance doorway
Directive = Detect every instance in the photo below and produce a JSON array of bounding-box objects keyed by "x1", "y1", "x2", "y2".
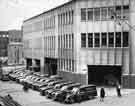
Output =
[
  {"x1": 45, "y1": 58, "x2": 57, "y2": 76},
  {"x1": 88, "y1": 65, "x2": 122, "y2": 86},
  {"x1": 26, "y1": 58, "x2": 32, "y2": 69}
]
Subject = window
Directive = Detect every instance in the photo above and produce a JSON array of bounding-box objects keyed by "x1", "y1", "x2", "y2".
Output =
[
  {"x1": 116, "y1": 6, "x2": 121, "y2": 19},
  {"x1": 72, "y1": 33, "x2": 74, "y2": 49},
  {"x1": 94, "y1": 8, "x2": 100, "y2": 21},
  {"x1": 61, "y1": 14, "x2": 62, "y2": 25},
  {"x1": 81, "y1": 33, "x2": 86, "y2": 47},
  {"x1": 88, "y1": 8, "x2": 93, "y2": 21},
  {"x1": 68, "y1": 11, "x2": 71, "y2": 24},
  {"x1": 88, "y1": 33, "x2": 93, "y2": 47},
  {"x1": 123, "y1": 5, "x2": 129, "y2": 19},
  {"x1": 69, "y1": 34, "x2": 71, "y2": 48},
  {"x1": 101, "y1": 33, "x2": 107, "y2": 47},
  {"x1": 63, "y1": 13, "x2": 65, "y2": 25},
  {"x1": 64, "y1": 35, "x2": 65, "y2": 48},
  {"x1": 66, "y1": 34, "x2": 68, "y2": 48},
  {"x1": 94, "y1": 33, "x2": 100, "y2": 47},
  {"x1": 65, "y1": 12, "x2": 68, "y2": 24},
  {"x1": 101, "y1": 8, "x2": 107, "y2": 20},
  {"x1": 108, "y1": 32, "x2": 114, "y2": 47},
  {"x1": 115, "y1": 32, "x2": 121, "y2": 47},
  {"x1": 81, "y1": 8, "x2": 87, "y2": 21},
  {"x1": 123, "y1": 32, "x2": 129, "y2": 47},
  {"x1": 108, "y1": 7, "x2": 114, "y2": 19},
  {"x1": 71, "y1": 10, "x2": 74, "y2": 24}
]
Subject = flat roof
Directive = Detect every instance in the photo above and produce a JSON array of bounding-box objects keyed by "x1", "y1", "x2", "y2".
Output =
[{"x1": 23, "y1": 0, "x2": 75, "y2": 23}]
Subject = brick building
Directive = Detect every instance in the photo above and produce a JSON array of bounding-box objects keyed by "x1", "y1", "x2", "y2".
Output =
[
  {"x1": 0, "y1": 31, "x2": 9, "y2": 62},
  {"x1": 8, "y1": 30, "x2": 24, "y2": 65}
]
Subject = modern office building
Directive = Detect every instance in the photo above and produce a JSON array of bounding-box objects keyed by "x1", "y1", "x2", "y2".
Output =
[
  {"x1": 23, "y1": 0, "x2": 135, "y2": 88},
  {"x1": 0, "y1": 31, "x2": 9, "y2": 61},
  {"x1": 8, "y1": 30, "x2": 24, "y2": 65}
]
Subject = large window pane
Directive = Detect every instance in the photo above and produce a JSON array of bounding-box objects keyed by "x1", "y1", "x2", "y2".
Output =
[
  {"x1": 88, "y1": 33, "x2": 93, "y2": 47},
  {"x1": 88, "y1": 8, "x2": 93, "y2": 21},
  {"x1": 94, "y1": 33, "x2": 100, "y2": 47},
  {"x1": 115, "y1": 32, "x2": 121, "y2": 47},
  {"x1": 123, "y1": 5, "x2": 129, "y2": 19},
  {"x1": 101, "y1": 33, "x2": 107, "y2": 47},
  {"x1": 116, "y1": 6, "x2": 121, "y2": 19},
  {"x1": 94, "y1": 8, "x2": 100, "y2": 21},
  {"x1": 123, "y1": 32, "x2": 129, "y2": 47},
  {"x1": 81, "y1": 8, "x2": 87, "y2": 21},
  {"x1": 81, "y1": 33, "x2": 86, "y2": 47},
  {"x1": 108, "y1": 7, "x2": 114, "y2": 19},
  {"x1": 101, "y1": 8, "x2": 107, "y2": 20},
  {"x1": 108, "y1": 32, "x2": 114, "y2": 47}
]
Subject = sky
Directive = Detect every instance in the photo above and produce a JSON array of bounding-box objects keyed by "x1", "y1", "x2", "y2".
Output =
[{"x1": 0, "y1": 0, "x2": 69, "y2": 31}]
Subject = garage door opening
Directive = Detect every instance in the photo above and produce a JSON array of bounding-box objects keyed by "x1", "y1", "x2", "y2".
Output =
[{"x1": 88, "y1": 65, "x2": 122, "y2": 86}]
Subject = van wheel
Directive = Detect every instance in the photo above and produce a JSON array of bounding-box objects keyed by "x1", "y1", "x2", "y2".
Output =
[
  {"x1": 89, "y1": 96, "x2": 93, "y2": 100},
  {"x1": 69, "y1": 98, "x2": 74, "y2": 104},
  {"x1": 77, "y1": 96, "x2": 81, "y2": 103}
]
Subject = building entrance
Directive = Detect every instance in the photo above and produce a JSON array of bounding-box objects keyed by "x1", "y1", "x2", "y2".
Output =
[
  {"x1": 45, "y1": 58, "x2": 57, "y2": 76},
  {"x1": 26, "y1": 58, "x2": 32, "y2": 70},
  {"x1": 88, "y1": 65, "x2": 122, "y2": 86}
]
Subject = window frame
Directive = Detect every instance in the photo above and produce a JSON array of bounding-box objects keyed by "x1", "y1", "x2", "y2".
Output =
[{"x1": 81, "y1": 33, "x2": 87, "y2": 48}]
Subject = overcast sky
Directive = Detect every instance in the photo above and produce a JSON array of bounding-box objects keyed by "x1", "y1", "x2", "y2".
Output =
[{"x1": 0, "y1": 0, "x2": 69, "y2": 31}]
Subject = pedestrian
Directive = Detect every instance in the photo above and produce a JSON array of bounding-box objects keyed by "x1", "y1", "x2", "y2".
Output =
[
  {"x1": 100, "y1": 87, "x2": 105, "y2": 102},
  {"x1": 116, "y1": 82, "x2": 121, "y2": 97}
]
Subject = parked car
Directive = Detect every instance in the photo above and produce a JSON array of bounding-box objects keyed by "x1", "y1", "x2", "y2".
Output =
[
  {"x1": 46, "y1": 81, "x2": 75, "y2": 99},
  {"x1": 31, "y1": 78, "x2": 47, "y2": 90},
  {"x1": 9, "y1": 71, "x2": 22, "y2": 81},
  {"x1": 64, "y1": 84, "x2": 97, "y2": 103},
  {"x1": 52, "y1": 83, "x2": 81, "y2": 102},
  {"x1": 37, "y1": 78, "x2": 60, "y2": 91},
  {"x1": 41, "y1": 80, "x2": 66, "y2": 95},
  {"x1": 50, "y1": 75, "x2": 62, "y2": 80},
  {"x1": 40, "y1": 80, "x2": 66, "y2": 96}
]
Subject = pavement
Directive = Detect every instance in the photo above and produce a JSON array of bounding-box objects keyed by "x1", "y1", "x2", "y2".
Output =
[
  {"x1": 0, "y1": 80, "x2": 135, "y2": 106},
  {"x1": 1, "y1": 65, "x2": 135, "y2": 106}
]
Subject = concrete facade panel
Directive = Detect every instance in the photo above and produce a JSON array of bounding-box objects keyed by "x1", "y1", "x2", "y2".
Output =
[
  {"x1": 108, "y1": 49, "x2": 115, "y2": 65},
  {"x1": 101, "y1": 50, "x2": 108, "y2": 65},
  {"x1": 115, "y1": 49, "x2": 122, "y2": 65}
]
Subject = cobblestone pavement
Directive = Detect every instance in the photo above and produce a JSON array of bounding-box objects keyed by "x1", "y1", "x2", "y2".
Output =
[{"x1": 0, "y1": 80, "x2": 135, "y2": 106}]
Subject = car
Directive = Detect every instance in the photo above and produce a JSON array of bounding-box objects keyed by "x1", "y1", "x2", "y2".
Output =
[
  {"x1": 40, "y1": 80, "x2": 67, "y2": 96},
  {"x1": 31, "y1": 78, "x2": 47, "y2": 90},
  {"x1": 52, "y1": 83, "x2": 81, "y2": 102},
  {"x1": 64, "y1": 84, "x2": 97, "y2": 103},
  {"x1": 46, "y1": 81, "x2": 75, "y2": 99},
  {"x1": 9, "y1": 71, "x2": 22, "y2": 81},
  {"x1": 50, "y1": 75, "x2": 62, "y2": 80},
  {"x1": 37, "y1": 78, "x2": 60, "y2": 91},
  {"x1": 19, "y1": 75, "x2": 33, "y2": 84}
]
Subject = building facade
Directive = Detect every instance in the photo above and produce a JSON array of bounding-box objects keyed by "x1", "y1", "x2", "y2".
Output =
[
  {"x1": 0, "y1": 31, "x2": 9, "y2": 62},
  {"x1": 8, "y1": 30, "x2": 24, "y2": 65},
  {"x1": 23, "y1": 0, "x2": 135, "y2": 88}
]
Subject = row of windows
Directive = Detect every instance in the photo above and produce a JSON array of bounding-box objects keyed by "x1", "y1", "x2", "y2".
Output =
[
  {"x1": 10, "y1": 38, "x2": 22, "y2": 42},
  {"x1": 58, "y1": 10, "x2": 74, "y2": 25},
  {"x1": 44, "y1": 16, "x2": 55, "y2": 29},
  {"x1": 58, "y1": 33, "x2": 74, "y2": 49},
  {"x1": 58, "y1": 59, "x2": 75, "y2": 72},
  {"x1": 0, "y1": 35, "x2": 9, "y2": 37},
  {"x1": 44, "y1": 36, "x2": 56, "y2": 49},
  {"x1": 81, "y1": 5, "x2": 129, "y2": 21},
  {"x1": 81, "y1": 32, "x2": 129, "y2": 48}
]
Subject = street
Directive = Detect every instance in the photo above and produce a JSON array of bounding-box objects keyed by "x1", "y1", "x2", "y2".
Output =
[{"x1": 0, "y1": 80, "x2": 135, "y2": 106}]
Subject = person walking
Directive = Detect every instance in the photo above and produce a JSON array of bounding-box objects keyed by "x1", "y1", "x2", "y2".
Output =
[
  {"x1": 100, "y1": 87, "x2": 105, "y2": 102},
  {"x1": 116, "y1": 82, "x2": 121, "y2": 97}
]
